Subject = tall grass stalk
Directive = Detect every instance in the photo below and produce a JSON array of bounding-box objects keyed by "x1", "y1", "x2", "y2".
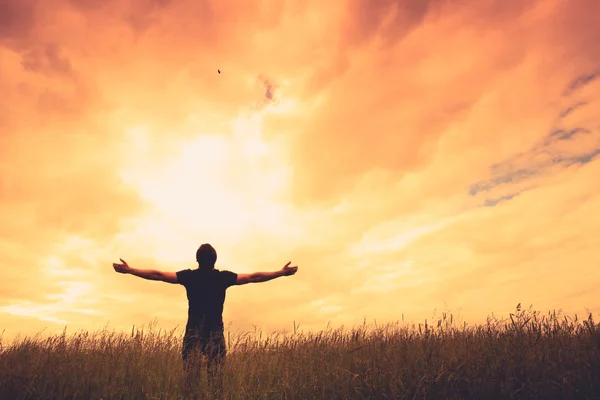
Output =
[{"x1": 1, "y1": 306, "x2": 599, "y2": 399}]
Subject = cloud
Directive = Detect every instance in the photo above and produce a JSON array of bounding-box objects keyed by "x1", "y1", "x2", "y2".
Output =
[
  {"x1": 277, "y1": 0, "x2": 555, "y2": 208},
  {"x1": 343, "y1": 0, "x2": 431, "y2": 47},
  {"x1": 563, "y1": 68, "x2": 600, "y2": 96},
  {"x1": 483, "y1": 193, "x2": 519, "y2": 207},
  {"x1": 20, "y1": 43, "x2": 73, "y2": 76},
  {"x1": 469, "y1": 68, "x2": 600, "y2": 204},
  {"x1": 0, "y1": 0, "x2": 39, "y2": 44},
  {"x1": 2, "y1": 0, "x2": 600, "y2": 342},
  {"x1": 261, "y1": 76, "x2": 276, "y2": 102}
]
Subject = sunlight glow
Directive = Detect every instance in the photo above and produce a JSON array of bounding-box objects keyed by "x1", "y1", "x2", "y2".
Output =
[
  {"x1": 4, "y1": 0, "x2": 600, "y2": 347},
  {"x1": 115, "y1": 112, "x2": 294, "y2": 253}
]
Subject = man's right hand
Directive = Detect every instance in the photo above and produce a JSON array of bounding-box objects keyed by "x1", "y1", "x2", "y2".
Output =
[
  {"x1": 113, "y1": 258, "x2": 131, "y2": 274},
  {"x1": 281, "y1": 261, "x2": 298, "y2": 276}
]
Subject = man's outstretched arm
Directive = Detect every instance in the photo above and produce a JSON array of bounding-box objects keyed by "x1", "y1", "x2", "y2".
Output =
[
  {"x1": 112, "y1": 258, "x2": 178, "y2": 284},
  {"x1": 235, "y1": 261, "x2": 298, "y2": 285}
]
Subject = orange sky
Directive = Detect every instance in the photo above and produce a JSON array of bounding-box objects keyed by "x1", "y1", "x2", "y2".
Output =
[{"x1": 1, "y1": 0, "x2": 600, "y2": 342}]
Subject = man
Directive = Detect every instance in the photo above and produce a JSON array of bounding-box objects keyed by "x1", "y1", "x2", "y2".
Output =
[{"x1": 112, "y1": 243, "x2": 299, "y2": 392}]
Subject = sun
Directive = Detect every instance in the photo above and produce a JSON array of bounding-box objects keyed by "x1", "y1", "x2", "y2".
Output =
[{"x1": 116, "y1": 113, "x2": 293, "y2": 260}]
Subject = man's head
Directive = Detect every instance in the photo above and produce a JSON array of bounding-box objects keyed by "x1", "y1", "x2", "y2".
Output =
[{"x1": 196, "y1": 243, "x2": 217, "y2": 271}]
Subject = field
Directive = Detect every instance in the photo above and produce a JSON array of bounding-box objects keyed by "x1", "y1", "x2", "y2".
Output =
[{"x1": 1, "y1": 305, "x2": 599, "y2": 399}]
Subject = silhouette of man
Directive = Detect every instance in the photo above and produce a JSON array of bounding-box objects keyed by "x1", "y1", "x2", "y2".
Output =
[{"x1": 112, "y1": 243, "x2": 299, "y2": 393}]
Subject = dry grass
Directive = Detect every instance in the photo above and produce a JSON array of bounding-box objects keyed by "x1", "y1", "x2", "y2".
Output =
[{"x1": 1, "y1": 305, "x2": 600, "y2": 399}]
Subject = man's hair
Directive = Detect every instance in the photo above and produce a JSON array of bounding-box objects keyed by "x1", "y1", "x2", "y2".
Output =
[{"x1": 196, "y1": 243, "x2": 217, "y2": 271}]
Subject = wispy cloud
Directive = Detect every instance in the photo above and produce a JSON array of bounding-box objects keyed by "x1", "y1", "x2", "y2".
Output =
[
  {"x1": 469, "y1": 67, "x2": 600, "y2": 204},
  {"x1": 484, "y1": 193, "x2": 519, "y2": 207}
]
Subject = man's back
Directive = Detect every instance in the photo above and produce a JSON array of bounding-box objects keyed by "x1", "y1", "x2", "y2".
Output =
[{"x1": 176, "y1": 268, "x2": 238, "y2": 334}]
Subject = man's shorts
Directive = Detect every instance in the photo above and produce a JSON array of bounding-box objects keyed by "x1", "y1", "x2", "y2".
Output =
[{"x1": 182, "y1": 329, "x2": 226, "y2": 366}]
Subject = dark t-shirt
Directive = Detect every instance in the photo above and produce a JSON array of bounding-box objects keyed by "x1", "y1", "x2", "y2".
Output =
[{"x1": 176, "y1": 268, "x2": 238, "y2": 336}]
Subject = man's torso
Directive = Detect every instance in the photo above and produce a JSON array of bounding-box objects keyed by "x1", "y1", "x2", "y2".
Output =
[{"x1": 176, "y1": 268, "x2": 237, "y2": 337}]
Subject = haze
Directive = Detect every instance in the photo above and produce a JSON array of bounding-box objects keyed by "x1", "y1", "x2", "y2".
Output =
[{"x1": 1, "y1": 0, "x2": 599, "y2": 342}]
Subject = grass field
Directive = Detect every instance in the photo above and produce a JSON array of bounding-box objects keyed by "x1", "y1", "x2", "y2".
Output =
[{"x1": 1, "y1": 305, "x2": 599, "y2": 399}]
